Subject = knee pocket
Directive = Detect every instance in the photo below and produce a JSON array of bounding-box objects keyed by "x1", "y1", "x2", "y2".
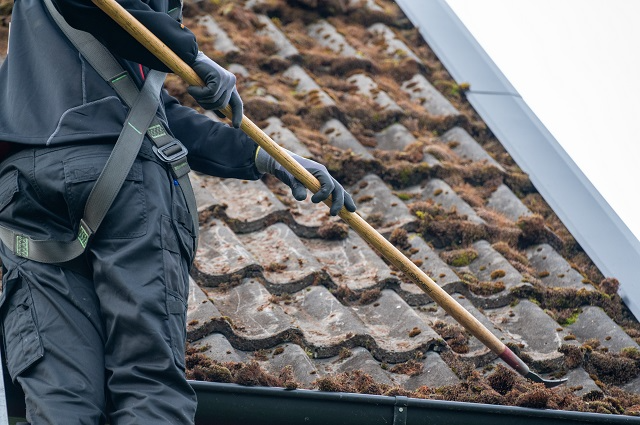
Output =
[
  {"x1": 1, "y1": 272, "x2": 44, "y2": 380},
  {"x1": 161, "y1": 214, "x2": 193, "y2": 370}
]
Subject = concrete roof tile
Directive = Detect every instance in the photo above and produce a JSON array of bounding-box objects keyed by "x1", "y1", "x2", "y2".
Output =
[
  {"x1": 317, "y1": 347, "x2": 397, "y2": 386},
  {"x1": 567, "y1": 306, "x2": 639, "y2": 353},
  {"x1": 262, "y1": 343, "x2": 320, "y2": 387},
  {"x1": 299, "y1": 230, "x2": 396, "y2": 291},
  {"x1": 236, "y1": 223, "x2": 324, "y2": 291},
  {"x1": 348, "y1": 73, "x2": 402, "y2": 113},
  {"x1": 255, "y1": 14, "x2": 300, "y2": 59},
  {"x1": 487, "y1": 184, "x2": 533, "y2": 222},
  {"x1": 397, "y1": 234, "x2": 461, "y2": 305},
  {"x1": 196, "y1": 15, "x2": 239, "y2": 55},
  {"x1": 352, "y1": 290, "x2": 441, "y2": 362},
  {"x1": 348, "y1": 174, "x2": 417, "y2": 235},
  {"x1": 440, "y1": 127, "x2": 504, "y2": 170},
  {"x1": 192, "y1": 219, "x2": 261, "y2": 287},
  {"x1": 320, "y1": 119, "x2": 374, "y2": 159},
  {"x1": 401, "y1": 74, "x2": 459, "y2": 117},
  {"x1": 487, "y1": 300, "x2": 565, "y2": 372},
  {"x1": 408, "y1": 178, "x2": 484, "y2": 225},
  {"x1": 526, "y1": 244, "x2": 594, "y2": 289},
  {"x1": 308, "y1": 20, "x2": 358, "y2": 57},
  {"x1": 405, "y1": 351, "x2": 462, "y2": 389},
  {"x1": 283, "y1": 65, "x2": 336, "y2": 107},
  {"x1": 367, "y1": 23, "x2": 422, "y2": 64},
  {"x1": 375, "y1": 123, "x2": 417, "y2": 151},
  {"x1": 262, "y1": 117, "x2": 313, "y2": 158},
  {"x1": 204, "y1": 279, "x2": 300, "y2": 350},
  {"x1": 198, "y1": 176, "x2": 290, "y2": 233},
  {"x1": 280, "y1": 285, "x2": 368, "y2": 356},
  {"x1": 423, "y1": 293, "x2": 506, "y2": 366}
]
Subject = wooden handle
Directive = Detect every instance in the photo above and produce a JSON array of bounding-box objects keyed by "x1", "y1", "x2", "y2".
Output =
[{"x1": 91, "y1": 0, "x2": 509, "y2": 358}]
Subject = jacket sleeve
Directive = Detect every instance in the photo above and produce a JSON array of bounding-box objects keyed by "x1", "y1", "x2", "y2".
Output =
[
  {"x1": 162, "y1": 91, "x2": 262, "y2": 180},
  {"x1": 50, "y1": 0, "x2": 198, "y2": 71}
]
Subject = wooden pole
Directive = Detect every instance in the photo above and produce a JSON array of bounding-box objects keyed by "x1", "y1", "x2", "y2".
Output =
[{"x1": 91, "y1": 0, "x2": 532, "y2": 378}]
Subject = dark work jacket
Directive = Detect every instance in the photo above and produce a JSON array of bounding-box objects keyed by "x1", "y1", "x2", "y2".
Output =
[{"x1": 0, "y1": 0, "x2": 261, "y2": 180}]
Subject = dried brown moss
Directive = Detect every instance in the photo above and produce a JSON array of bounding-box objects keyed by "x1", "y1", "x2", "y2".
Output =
[
  {"x1": 468, "y1": 280, "x2": 506, "y2": 296},
  {"x1": 315, "y1": 370, "x2": 385, "y2": 395},
  {"x1": 389, "y1": 228, "x2": 410, "y2": 250},
  {"x1": 433, "y1": 321, "x2": 470, "y2": 354},
  {"x1": 186, "y1": 345, "x2": 298, "y2": 389},
  {"x1": 390, "y1": 359, "x2": 424, "y2": 377},
  {"x1": 317, "y1": 220, "x2": 349, "y2": 240}
]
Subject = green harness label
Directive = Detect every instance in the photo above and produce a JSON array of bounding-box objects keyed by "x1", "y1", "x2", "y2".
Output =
[
  {"x1": 15, "y1": 235, "x2": 29, "y2": 258},
  {"x1": 78, "y1": 226, "x2": 90, "y2": 249}
]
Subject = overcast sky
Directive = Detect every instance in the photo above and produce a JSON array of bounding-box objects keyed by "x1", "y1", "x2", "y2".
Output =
[{"x1": 445, "y1": 0, "x2": 640, "y2": 242}]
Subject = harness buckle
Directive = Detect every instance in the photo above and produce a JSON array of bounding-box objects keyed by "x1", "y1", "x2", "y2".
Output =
[{"x1": 152, "y1": 140, "x2": 188, "y2": 163}]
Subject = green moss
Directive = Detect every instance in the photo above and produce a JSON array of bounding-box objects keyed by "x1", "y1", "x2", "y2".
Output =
[
  {"x1": 395, "y1": 192, "x2": 414, "y2": 201},
  {"x1": 621, "y1": 347, "x2": 640, "y2": 361},
  {"x1": 559, "y1": 309, "x2": 581, "y2": 326},
  {"x1": 441, "y1": 248, "x2": 479, "y2": 267}
]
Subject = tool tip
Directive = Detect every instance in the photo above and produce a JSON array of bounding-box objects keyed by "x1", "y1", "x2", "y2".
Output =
[{"x1": 525, "y1": 371, "x2": 568, "y2": 388}]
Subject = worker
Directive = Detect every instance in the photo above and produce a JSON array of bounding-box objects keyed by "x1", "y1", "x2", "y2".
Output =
[{"x1": 0, "y1": 0, "x2": 356, "y2": 423}]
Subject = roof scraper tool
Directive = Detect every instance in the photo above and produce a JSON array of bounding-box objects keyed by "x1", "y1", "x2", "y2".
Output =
[{"x1": 92, "y1": 0, "x2": 567, "y2": 389}]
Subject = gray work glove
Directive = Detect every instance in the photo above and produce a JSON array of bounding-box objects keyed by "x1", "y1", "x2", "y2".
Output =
[
  {"x1": 255, "y1": 148, "x2": 356, "y2": 216},
  {"x1": 187, "y1": 51, "x2": 244, "y2": 128}
]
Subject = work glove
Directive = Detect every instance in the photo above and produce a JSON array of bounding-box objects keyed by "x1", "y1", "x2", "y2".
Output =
[
  {"x1": 255, "y1": 148, "x2": 356, "y2": 216},
  {"x1": 187, "y1": 51, "x2": 244, "y2": 128}
]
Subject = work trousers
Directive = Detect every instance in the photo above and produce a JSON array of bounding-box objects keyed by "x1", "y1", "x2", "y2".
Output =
[{"x1": 0, "y1": 141, "x2": 198, "y2": 424}]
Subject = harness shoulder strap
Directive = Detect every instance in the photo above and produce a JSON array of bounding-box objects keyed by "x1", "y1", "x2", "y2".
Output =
[{"x1": 0, "y1": 0, "x2": 198, "y2": 264}]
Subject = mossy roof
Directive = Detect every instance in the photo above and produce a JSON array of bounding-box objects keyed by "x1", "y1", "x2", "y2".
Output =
[{"x1": 2, "y1": 0, "x2": 640, "y2": 415}]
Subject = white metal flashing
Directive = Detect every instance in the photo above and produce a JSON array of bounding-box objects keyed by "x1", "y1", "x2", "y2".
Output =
[{"x1": 395, "y1": 0, "x2": 640, "y2": 319}]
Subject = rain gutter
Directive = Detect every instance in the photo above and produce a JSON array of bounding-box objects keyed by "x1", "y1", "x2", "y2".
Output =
[
  {"x1": 393, "y1": 0, "x2": 640, "y2": 320},
  {"x1": 6, "y1": 380, "x2": 640, "y2": 424},
  {"x1": 196, "y1": 381, "x2": 640, "y2": 425}
]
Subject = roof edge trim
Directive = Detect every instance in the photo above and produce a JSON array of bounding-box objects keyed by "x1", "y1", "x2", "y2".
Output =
[{"x1": 395, "y1": 0, "x2": 640, "y2": 320}]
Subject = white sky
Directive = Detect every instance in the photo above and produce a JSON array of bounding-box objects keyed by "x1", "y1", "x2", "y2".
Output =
[{"x1": 445, "y1": 0, "x2": 640, "y2": 241}]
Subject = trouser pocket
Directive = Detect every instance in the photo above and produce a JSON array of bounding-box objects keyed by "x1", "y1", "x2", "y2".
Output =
[
  {"x1": 161, "y1": 215, "x2": 191, "y2": 370},
  {"x1": 1, "y1": 270, "x2": 44, "y2": 381}
]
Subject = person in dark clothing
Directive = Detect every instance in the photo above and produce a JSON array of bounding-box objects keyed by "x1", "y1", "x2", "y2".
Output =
[{"x1": 0, "y1": 0, "x2": 356, "y2": 423}]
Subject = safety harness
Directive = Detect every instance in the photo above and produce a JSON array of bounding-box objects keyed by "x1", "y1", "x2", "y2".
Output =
[{"x1": 0, "y1": 0, "x2": 198, "y2": 265}]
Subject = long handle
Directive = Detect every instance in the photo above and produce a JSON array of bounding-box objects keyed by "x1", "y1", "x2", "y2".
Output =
[{"x1": 91, "y1": 0, "x2": 532, "y2": 378}]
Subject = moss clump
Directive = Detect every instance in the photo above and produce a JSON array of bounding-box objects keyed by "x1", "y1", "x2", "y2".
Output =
[
  {"x1": 490, "y1": 269, "x2": 506, "y2": 280},
  {"x1": 585, "y1": 351, "x2": 639, "y2": 386},
  {"x1": 559, "y1": 344, "x2": 584, "y2": 369},
  {"x1": 0, "y1": 0, "x2": 12, "y2": 15},
  {"x1": 359, "y1": 288, "x2": 381, "y2": 305},
  {"x1": 315, "y1": 370, "x2": 385, "y2": 395},
  {"x1": 408, "y1": 327, "x2": 422, "y2": 338},
  {"x1": 433, "y1": 321, "x2": 470, "y2": 354},
  {"x1": 516, "y1": 214, "x2": 549, "y2": 246},
  {"x1": 317, "y1": 220, "x2": 349, "y2": 240},
  {"x1": 390, "y1": 359, "x2": 424, "y2": 377},
  {"x1": 599, "y1": 277, "x2": 620, "y2": 296},
  {"x1": 487, "y1": 364, "x2": 516, "y2": 395},
  {"x1": 389, "y1": 227, "x2": 410, "y2": 250},
  {"x1": 441, "y1": 248, "x2": 478, "y2": 267},
  {"x1": 338, "y1": 347, "x2": 353, "y2": 360},
  {"x1": 557, "y1": 308, "x2": 581, "y2": 326},
  {"x1": 265, "y1": 262, "x2": 288, "y2": 272},
  {"x1": 468, "y1": 280, "x2": 506, "y2": 296},
  {"x1": 332, "y1": 285, "x2": 359, "y2": 303},
  {"x1": 621, "y1": 347, "x2": 640, "y2": 361}
]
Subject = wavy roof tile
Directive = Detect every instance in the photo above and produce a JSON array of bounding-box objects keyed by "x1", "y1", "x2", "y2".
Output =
[
  {"x1": 177, "y1": 0, "x2": 640, "y2": 409},
  {"x1": 2, "y1": 0, "x2": 640, "y2": 416}
]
